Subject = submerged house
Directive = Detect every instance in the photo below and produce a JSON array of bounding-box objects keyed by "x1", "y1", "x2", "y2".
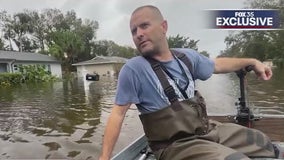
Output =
[
  {"x1": 0, "y1": 50, "x2": 62, "y2": 78},
  {"x1": 72, "y1": 56, "x2": 128, "y2": 78}
]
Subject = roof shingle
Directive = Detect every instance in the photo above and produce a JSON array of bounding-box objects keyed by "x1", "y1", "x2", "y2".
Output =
[
  {"x1": 0, "y1": 50, "x2": 59, "y2": 63},
  {"x1": 72, "y1": 56, "x2": 128, "y2": 66}
]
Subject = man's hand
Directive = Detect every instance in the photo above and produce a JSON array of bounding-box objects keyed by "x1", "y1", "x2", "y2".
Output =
[{"x1": 252, "y1": 60, "x2": 272, "y2": 80}]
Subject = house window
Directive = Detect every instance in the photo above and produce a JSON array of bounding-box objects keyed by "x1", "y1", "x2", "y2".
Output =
[
  {"x1": 13, "y1": 64, "x2": 23, "y2": 72},
  {"x1": 13, "y1": 64, "x2": 18, "y2": 72},
  {"x1": 0, "y1": 63, "x2": 8, "y2": 73},
  {"x1": 48, "y1": 65, "x2": 51, "y2": 72}
]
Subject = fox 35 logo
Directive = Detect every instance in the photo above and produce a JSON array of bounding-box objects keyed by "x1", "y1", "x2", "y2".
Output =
[{"x1": 209, "y1": 10, "x2": 281, "y2": 30}]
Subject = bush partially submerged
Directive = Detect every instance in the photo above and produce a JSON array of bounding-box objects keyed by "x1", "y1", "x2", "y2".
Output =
[{"x1": 0, "y1": 65, "x2": 57, "y2": 87}]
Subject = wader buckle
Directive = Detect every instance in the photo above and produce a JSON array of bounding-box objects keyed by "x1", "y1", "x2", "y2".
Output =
[
  {"x1": 164, "y1": 86, "x2": 178, "y2": 103},
  {"x1": 152, "y1": 63, "x2": 160, "y2": 71}
]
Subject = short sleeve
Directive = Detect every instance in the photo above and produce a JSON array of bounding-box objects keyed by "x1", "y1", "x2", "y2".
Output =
[
  {"x1": 115, "y1": 64, "x2": 141, "y2": 106},
  {"x1": 193, "y1": 51, "x2": 215, "y2": 80},
  {"x1": 174, "y1": 48, "x2": 214, "y2": 81}
]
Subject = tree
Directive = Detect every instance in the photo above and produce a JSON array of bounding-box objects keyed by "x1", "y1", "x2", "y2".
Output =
[
  {"x1": 27, "y1": 10, "x2": 49, "y2": 52},
  {"x1": 21, "y1": 37, "x2": 38, "y2": 52},
  {"x1": 92, "y1": 40, "x2": 136, "y2": 58},
  {"x1": 92, "y1": 40, "x2": 110, "y2": 56},
  {"x1": 48, "y1": 30, "x2": 85, "y2": 72},
  {"x1": 167, "y1": 34, "x2": 211, "y2": 57},
  {"x1": 0, "y1": 9, "x2": 100, "y2": 72},
  {"x1": 1, "y1": 11, "x2": 15, "y2": 50},
  {"x1": 114, "y1": 46, "x2": 137, "y2": 58},
  {"x1": 34, "y1": 9, "x2": 98, "y2": 72},
  {"x1": 0, "y1": 38, "x2": 5, "y2": 50},
  {"x1": 167, "y1": 34, "x2": 199, "y2": 50},
  {"x1": 221, "y1": 0, "x2": 284, "y2": 66},
  {"x1": 0, "y1": 11, "x2": 7, "y2": 28},
  {"x1": 74, "y1": 19, "x2": 99, "y2": 61},
  {"x1": 9, "y1": 11, "x2": 34, "y2": 52},
  {"x1": 199, "y1": 51, "x2": 210, "y2": 57}
]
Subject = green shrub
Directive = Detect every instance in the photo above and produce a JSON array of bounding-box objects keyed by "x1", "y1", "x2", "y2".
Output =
[
  {"x1": 0, "y1": 65, "x2": 57, "y2": 87},
  {"x1": 0, "y1": 73, "x2": 22, "y2": 86},
  {"x1": 19, "y1": 65, "x2": 56, "y2": 82}
]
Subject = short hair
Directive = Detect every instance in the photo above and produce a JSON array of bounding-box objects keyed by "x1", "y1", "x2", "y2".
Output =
[{"x1": 131, "y1": 5, "x2": 164, "y2": 21}]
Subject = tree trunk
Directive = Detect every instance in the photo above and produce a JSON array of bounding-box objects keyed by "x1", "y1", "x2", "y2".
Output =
[
  {"x1": 19, "y1": 39, "x2": 22, "y2": 52},
  {"x1": 40, "y1": 39, "x2": 45, "y2": 51},
  {"x1": 9, "y1": 38, "x2": 13, "y2": 51}
]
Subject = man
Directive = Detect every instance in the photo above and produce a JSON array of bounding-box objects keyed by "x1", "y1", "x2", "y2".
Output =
[{"x1": 100, "y1": 5, "x2": 276, "y2": 160}]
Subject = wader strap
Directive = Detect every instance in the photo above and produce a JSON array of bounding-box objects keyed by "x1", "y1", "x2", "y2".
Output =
[
  {"x1": 145, "y1": 57, "x2": 179, "y2": 104},
  {"x1": 144, "y1": 49, "x2": 194, "y2": 104},
  {"x1": 160, "y1": 59, "x2": 189, "y2": 99},
  {"x1": 171, "y1": 49, "x2": 195, "y2": 80}
]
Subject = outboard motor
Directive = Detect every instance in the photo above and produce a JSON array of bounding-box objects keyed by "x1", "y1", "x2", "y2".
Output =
[{"x1": 235, "y1": 66, "x2": 259, "y2": 128}]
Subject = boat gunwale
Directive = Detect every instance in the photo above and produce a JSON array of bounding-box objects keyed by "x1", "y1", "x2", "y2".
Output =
[{"x1": 112, "y1": 115, "x2": 284, "y2": 160}]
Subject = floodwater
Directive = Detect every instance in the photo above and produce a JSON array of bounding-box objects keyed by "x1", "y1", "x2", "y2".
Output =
[
  {"x1": 0, "y1": 68, "x2": 283, "y2": 159},
  {"x1": 197, "y1": 68, "x2": 284, "y2": 116}
]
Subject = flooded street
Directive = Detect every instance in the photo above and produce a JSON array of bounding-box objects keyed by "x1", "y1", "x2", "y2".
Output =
[
  {"x1": 197, "y1": 68, "x2": 284, "y2": 116},
  {"x1": 0, "y1": 77, "x2": 143, "y2": 159},
  {"x1": 0, "y1": 68, "x2": 283, "y2": 159}
]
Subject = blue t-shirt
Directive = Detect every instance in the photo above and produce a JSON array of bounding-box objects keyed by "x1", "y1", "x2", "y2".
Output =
[{"x1": 115, "y1": 48, "x2": 214, "y2": 114}]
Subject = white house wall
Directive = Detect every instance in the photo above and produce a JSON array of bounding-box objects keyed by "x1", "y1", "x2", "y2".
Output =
[
  {"x1": 76, "y1": 64, "x2": 115, "y2": 78},
  {"x1": 50, "y1": 63, "x2": 62, "y2": 78},
  {"x1": 12, "y1": 62, "x2": 62, "y2": 78},
  {"x1": 76, "y1": 66, "x2": 84, "y2": 78}
]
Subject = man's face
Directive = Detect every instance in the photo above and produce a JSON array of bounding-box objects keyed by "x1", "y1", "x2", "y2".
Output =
[{"x1": 130, "y1": 8, "x2": 167, "y2": 57}]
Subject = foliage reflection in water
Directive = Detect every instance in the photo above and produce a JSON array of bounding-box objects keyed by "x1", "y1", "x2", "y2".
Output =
[{"x1": 0, "y1": 77, "x2": 117, "y2": 159}]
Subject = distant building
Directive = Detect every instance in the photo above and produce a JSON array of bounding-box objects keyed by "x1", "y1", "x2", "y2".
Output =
[
  {"x1": 0, "y1": 50, "x2": 62, "y2": 78},
  {"x1": 72, "y1": 56, "x2": 128, "y2": 78}
]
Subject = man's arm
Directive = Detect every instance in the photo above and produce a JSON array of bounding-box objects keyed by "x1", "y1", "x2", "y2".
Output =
[
  {"x1": 214, "y1": 57, "x2": 272, "y2": 80},
  {"x1": 99, "y1": 104, "x2": 131, "y2": 160}
]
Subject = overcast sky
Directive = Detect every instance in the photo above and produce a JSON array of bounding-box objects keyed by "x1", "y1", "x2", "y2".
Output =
[{"x1": 0, "y1": 0, "x2": 247, "y2": 57}]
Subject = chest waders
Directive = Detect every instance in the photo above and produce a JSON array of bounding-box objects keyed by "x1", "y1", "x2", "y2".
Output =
[{"x1": 140, "y1": 50, "x2": 276, "y2": 160}]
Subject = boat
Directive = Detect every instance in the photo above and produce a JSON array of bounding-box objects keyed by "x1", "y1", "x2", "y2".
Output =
[
  {"x1": 111, "y1": 114, "x2": 284, "y2": 160},
  {"x1": 111, "y1": 67, "x2": 284, "y2": 160}
]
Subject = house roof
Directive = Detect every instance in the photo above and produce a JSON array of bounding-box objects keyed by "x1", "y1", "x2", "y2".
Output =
[
  {"x1": 72, "y1": 56, "x2": 128, "y2": 66},
  {"x1": 0, "y1": 50, "x2": 59, "y2": 63}
]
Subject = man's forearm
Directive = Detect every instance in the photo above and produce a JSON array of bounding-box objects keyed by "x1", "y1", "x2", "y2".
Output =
[
  {"x1": 214, "y1": 57, "x2": 258, "y2": 74},
  {"x1": 100, "y1": 105, "x2": 130, "y2": 160}
]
